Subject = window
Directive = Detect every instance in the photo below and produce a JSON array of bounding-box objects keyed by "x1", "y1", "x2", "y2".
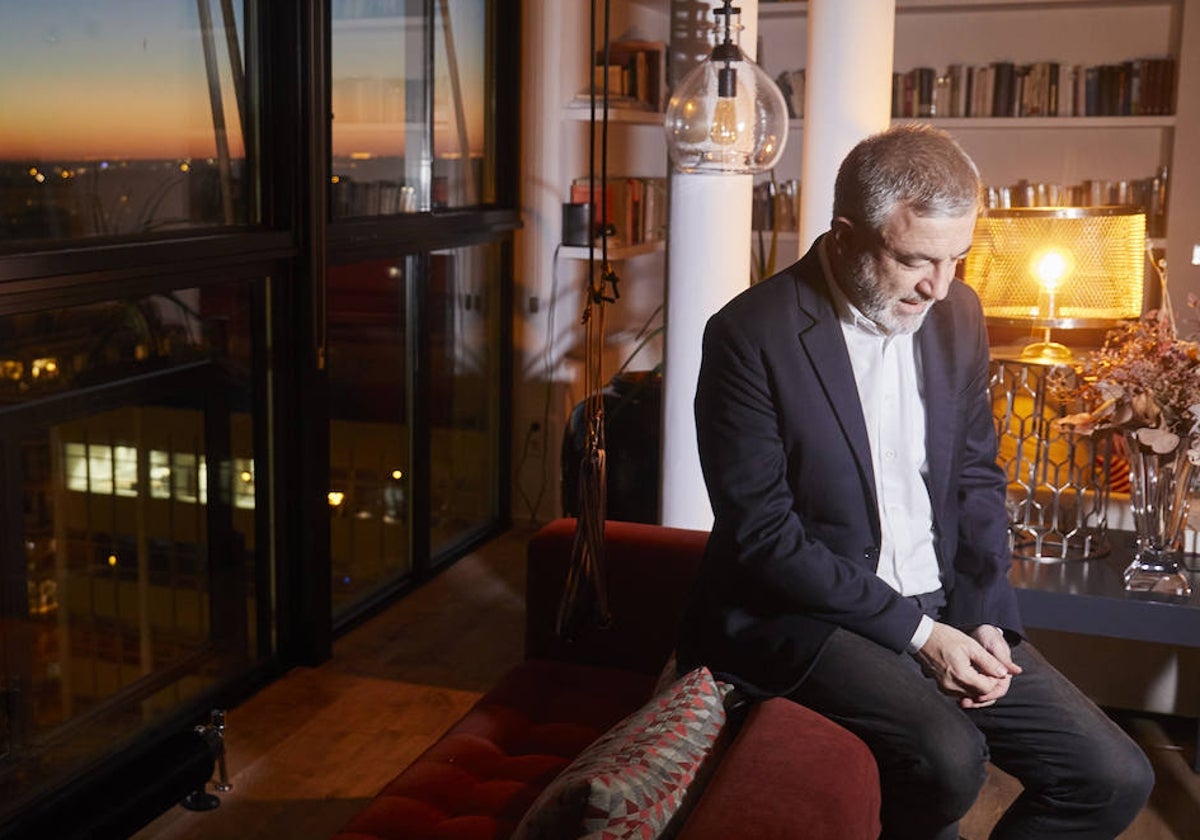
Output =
[
  {"x1": 0, "y1": 280, "x2": 264, "y2": 822},
  {"x1": 327, "y1": 257, "x2": 412, "y2": 614},
  {"x1": 429, "y1": 241, "x2": 503, "y2": 553},
  {"x1": 330, "y1": 0, "x2": 494, "y2": 216},
  {"x1": 0, "y1": 0, "x2": 251, "y2": 244}
]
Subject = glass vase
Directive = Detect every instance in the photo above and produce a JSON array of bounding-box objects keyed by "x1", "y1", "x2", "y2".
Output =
[{"x1": 1122, "y1": 430, "x2": 1195, "y2": 598}]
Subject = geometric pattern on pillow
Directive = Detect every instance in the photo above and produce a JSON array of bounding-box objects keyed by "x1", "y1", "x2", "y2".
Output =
[{"x1": 510, "y1": 666, "x2": 728, "y2": 840}]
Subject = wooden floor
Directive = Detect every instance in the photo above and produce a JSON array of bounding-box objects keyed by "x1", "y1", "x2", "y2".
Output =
[{"x1": 136, "y1": 522, "x2": 1200, "y2": 840}]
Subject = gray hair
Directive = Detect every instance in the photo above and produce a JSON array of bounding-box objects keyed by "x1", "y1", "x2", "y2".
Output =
[{"x1": 832, "y1": 123, "x2": 982, "y2": 233}]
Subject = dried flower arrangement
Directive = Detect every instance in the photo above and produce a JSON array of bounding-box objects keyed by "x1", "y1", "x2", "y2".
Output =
[{"x1": 1052, "y1": 308, "x2": 1200, "y2": 462}]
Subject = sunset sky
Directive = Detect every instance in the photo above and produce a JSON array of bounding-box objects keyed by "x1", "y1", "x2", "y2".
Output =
[{"x1": 0, "y1": 1, "x2": 485, "y2": 163}]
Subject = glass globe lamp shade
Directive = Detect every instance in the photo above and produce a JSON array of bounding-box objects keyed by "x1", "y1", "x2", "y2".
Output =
[{"x1": 664, "y1": 44, "x2": 789, "y2": 174}]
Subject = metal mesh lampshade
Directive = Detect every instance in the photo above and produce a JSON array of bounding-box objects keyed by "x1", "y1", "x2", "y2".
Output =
[{"x1": 962, "y1": 206, "x2": 1146, "y2": 362}]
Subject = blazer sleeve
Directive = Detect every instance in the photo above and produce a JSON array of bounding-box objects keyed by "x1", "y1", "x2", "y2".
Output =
[{"x1": 942, "y1": 291, "x2": 1025, "y2": 638}]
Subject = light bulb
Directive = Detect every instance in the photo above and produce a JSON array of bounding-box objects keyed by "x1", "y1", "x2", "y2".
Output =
[
  {"x1": 1031, "y1": 247, "x2": 1074, "y2": 290},
  {"x1": 709, "y1": 97, "x2": 739, "y2": 145}
]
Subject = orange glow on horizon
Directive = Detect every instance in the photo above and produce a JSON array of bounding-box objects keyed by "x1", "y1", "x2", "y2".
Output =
[{"x1": 2, "y1": 93, "x2": 246, "y2": 162}]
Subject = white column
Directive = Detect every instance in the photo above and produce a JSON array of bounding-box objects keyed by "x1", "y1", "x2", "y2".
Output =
[
  {"x1": 514, "y1": 0, "x2": 570, "y2": 524},
  {"x1": 798, "y1": 0, "x2": 895, "y2": 252},
  {"x1": 661, "y1": 0, "x2": 761, "y2": 530},
  {"x1": 1167, "y1": 0, "x2": 1200, "y2": 310}
]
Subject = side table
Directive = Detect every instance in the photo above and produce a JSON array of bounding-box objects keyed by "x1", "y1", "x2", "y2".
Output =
[
  {"x1": 990, "y1": 355, "x2": 1110, "y2": 562},
  {"x1": 1009, "y1": 536, "x2": 1200, "y2": 771}
]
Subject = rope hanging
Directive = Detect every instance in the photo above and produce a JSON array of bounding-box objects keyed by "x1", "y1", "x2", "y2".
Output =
[{"x1": 556, "y1": 0, "x2": 621, "y2": 641}]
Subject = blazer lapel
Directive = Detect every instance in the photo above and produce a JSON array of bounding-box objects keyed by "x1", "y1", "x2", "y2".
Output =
[
  {"x1": 917, "y1": 303, "x2": 956, "y2": 515},
  {"x1": 793, "y1": 271, "x2": 878, "y2": 520}
]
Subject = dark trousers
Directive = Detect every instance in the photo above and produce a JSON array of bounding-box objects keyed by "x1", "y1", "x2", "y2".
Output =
[{"x1": 787, "y1": 624, "x2": 1154, "y2": 839}]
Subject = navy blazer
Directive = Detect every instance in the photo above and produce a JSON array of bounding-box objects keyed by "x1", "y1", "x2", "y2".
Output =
[{"x1": 676, "y1": 236, "x2": 1024, "y2": 696}]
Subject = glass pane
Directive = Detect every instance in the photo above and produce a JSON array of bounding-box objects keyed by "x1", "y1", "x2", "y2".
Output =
[
  {"x1": 327, "y1": 259, "x2": 411, "y2": 615},
  {"x1": 0, "y1": 1, "x2": 250, "y2": 244},
  {"x1": 331, "y1": 0, "x2": 494, "y2": 216},
  {"x1": 331, "y1": 0, "x2": 431, "y2": 217},
  {"x1": 433, "y1": 0, "x2": 493, "y2": 208},
  {"x1": 429, "y1": 242, "x2": 501, "y2": 554},
  {"x1": 0, "y1": 280, "x2": 262, "y2": 821}
]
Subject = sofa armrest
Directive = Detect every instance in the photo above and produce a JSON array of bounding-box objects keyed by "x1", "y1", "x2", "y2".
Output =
[
  {"x1": 524, "y1": 518, "x2": 709, "y2": 676},
  {"x1": 677, "y1": 698, "x2": 881, "y2": 840}
]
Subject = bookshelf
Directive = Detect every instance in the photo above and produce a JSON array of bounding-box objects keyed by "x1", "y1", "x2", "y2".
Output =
[
  {"x1": 754, "y1": 0, "x2": 1198, "y2": 310},
  {"x1": 515, "y1": 0, "x2": 670, "y2": 522},
  {"x1": 555, "y1": 3, "x2": 669, "y2": 272}
]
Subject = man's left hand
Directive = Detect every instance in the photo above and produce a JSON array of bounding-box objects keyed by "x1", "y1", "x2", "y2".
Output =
[{"x1": 963, "y1": 624, "x2": 1023, "y2": 708}]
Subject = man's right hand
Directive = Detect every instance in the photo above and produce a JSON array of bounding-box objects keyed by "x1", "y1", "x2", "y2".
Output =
[{"x1": 914, "y1": 622, "x2": 1017, "y2": 709}]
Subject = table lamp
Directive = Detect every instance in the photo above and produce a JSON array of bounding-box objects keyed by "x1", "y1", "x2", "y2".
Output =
[
  {"x1": 962, "y1": 206, "x2": 1146, "y2": 361},
  {"x1": 963, "y1": 206, "x2": 1146, "y2": 562}
]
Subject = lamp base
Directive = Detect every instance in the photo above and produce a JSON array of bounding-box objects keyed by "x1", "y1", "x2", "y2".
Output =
[{"x1": 1019, "y1": 340, "x2": 1073, "y2": 364}]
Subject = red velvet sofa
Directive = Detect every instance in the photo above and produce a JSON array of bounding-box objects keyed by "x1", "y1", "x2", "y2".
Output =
[{"x1": 333, "y1": 518, "x2": 881, "y2": 840}]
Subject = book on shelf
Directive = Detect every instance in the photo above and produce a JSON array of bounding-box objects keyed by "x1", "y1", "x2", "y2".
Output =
[
  {"x1": 331, "y1": 177, "x2": 417, "y2": 217},
  {"x1": 569, "y1": 176, "x2": 667, "y2": 249},
  {"x1": 892, "y1": 56, "x2": 1176, "y2": 118},
  {"x1": 590, "y1": 39, "x2": 666, "y2": 112}
]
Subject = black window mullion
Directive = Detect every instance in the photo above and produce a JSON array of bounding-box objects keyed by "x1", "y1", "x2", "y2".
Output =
[
  {"x1": 255, "y1": 0, "x2": 331, "y2": 667},
  {"x1": 408, "y1": 252, "x2": 431, "y2": 577},
  {"x1": 491, "y1": 0, "x2": 520, "y2": 208}
]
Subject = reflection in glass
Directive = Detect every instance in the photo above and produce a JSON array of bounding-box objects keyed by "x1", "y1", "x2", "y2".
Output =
[
  {"x1": 430, "y1": 242, "x2": 501, "y2": 554},
  {"x1": 331, "y1": 0, "x2": 493, "y2": 216},
  {"x1": 0, "y1": 1, "x2": 250, "y2": 243},
  {"x1": 327, "y1": 258, "x2": 411, "y2": 616},
  {"x1": 0, "y1": 280, "x2": 262, "y2": 822}
]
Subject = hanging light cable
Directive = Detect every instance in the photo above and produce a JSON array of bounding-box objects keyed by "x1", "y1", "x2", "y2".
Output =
[
  {"x1": 664, "y1": 0, "x2": 789, "y2": 174},
  {"x1": 558, "y1": 0, "x2": 616, "y2": 641}
]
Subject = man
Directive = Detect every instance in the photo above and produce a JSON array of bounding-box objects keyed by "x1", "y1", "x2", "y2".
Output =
[{"x1": 676, "y1": 124, "x2": 1153, "y2": 839}]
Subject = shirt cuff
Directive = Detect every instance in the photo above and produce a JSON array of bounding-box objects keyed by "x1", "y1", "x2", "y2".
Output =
[{"x1": 906, "y1": 614, "x2": 934, "y2": 654}]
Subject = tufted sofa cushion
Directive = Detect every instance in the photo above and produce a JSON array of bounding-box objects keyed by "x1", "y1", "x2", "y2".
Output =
[{"x1": 332, "y1": 659, "x2": 656, "y2": 840}]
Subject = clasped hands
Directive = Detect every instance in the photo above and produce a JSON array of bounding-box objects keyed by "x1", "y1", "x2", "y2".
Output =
[{"x1": 914, "y1": 622, "x2": 1022, "y2": 709}]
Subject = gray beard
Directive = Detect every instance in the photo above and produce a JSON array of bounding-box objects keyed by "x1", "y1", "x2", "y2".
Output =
[{"x1": 843, "y1": 252, "x2": 930, "y2": 335}]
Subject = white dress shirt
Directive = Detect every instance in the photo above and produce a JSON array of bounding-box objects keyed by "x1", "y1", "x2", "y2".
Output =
[{"x1": 819, "y1": 240, "x2": 940, "y2": 651}]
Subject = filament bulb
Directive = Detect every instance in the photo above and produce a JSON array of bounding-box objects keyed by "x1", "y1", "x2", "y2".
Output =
[{"x1": 709, "y1": 97, "x2": 739, "y2": 146}]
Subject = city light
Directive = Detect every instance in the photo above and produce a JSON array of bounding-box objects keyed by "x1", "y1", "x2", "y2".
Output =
[{"x1": 30, "y1": 358, "x2": 59, "y2": 380}]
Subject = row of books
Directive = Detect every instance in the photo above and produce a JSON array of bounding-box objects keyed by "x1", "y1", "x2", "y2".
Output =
[
  {"x1": 331, "y1": 179, "x2": 419, "y2": 217},
  {"x1": 569, "y1": 40, "x2": 667, "y2": 113},
  {"x1": 569, "y1": 176, "x2": 667, "y2": 248},
  {"x1": 986, "y1": 168, "x2": 1169, "y2": 238},
  {"x1": 749, "y1": 170, "x2": 1169, "y2": 240},
  {"x1": 892, "y1": 58, "x2": 1177, "y2": 119}
]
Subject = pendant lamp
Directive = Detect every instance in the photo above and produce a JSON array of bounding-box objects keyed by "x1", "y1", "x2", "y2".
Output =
[{"x1": 664, "y1": 1, "x2": 789, "y2": 174}]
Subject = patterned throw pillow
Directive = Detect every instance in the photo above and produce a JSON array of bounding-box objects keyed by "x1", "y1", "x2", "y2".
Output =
[{"x1": 511, "y1": 666, "x2": 728, "y2": 840}]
